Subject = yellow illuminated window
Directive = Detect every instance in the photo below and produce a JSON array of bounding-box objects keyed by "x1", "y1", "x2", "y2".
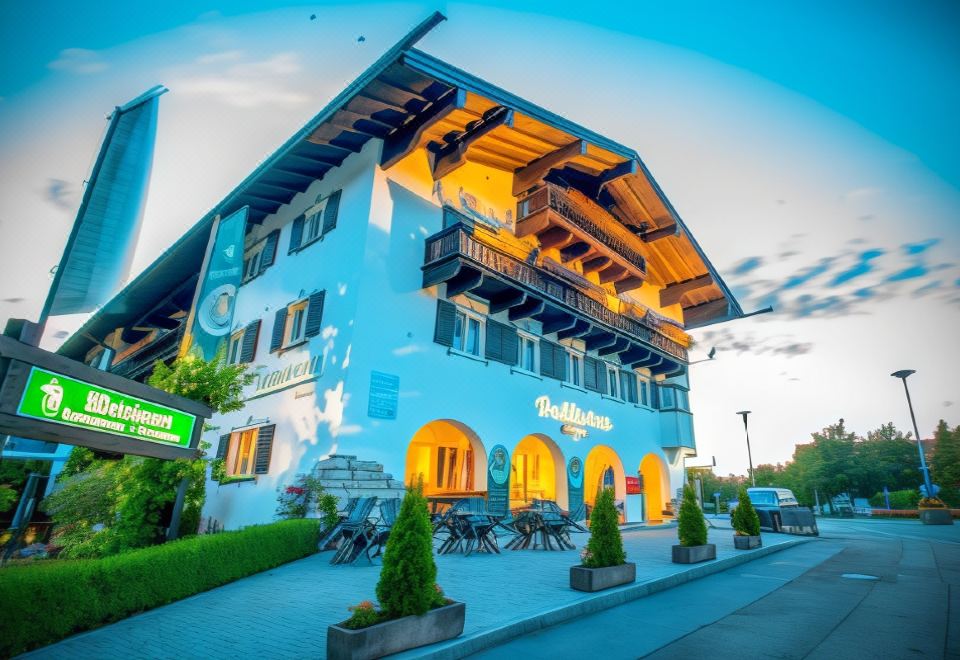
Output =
[
  {"x1": 227, "y1": 329, "x2": 244, "y2": 365},
  {"x1": 230, "y1": 428, "x2": 259, "y2": 476},
  {"x1": 284, "y1": 299, "x2": 308, "y2": 346}
]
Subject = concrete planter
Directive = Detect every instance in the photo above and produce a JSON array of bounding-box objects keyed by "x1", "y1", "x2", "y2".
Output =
[
  {"x1": 672, "y1": 543, "x2": 717, "y2": 564},
  {"x1": 733, "y1": 534, "x2": 762, "y2": 550},
  {"x1": 327, "y1": 601, "x2": 465, "y2": 660},
  {"x1": 919, "y1": 508, "x2": 954, "y2": 525},
  {"x1": 570, "y1": 562, "x2": 636, "y2": 592}
]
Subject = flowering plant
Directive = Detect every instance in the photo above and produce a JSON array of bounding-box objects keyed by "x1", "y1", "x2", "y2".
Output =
[
  {"x1": 918, "y1": 497, "x2": 947, "y2": 509},
  {"x1": 343, "y1": 600, "x2": 384, "y2": 630},
  {"x1": 275, "y1": 474, "x2": 324, "y2": 519}
]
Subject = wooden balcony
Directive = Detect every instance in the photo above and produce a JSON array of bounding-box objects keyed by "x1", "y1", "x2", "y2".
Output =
[
  {"x1": 516, "y1": 184, "x2": 647, "y2": 294},
  {"x1": 423, "y1": 221, "x2": 687, "y2": 369}
]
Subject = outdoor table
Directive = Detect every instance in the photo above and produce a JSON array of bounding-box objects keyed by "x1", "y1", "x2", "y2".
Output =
[{"x1": 505, "y1": 509, "x2": 576, "y2": 551}]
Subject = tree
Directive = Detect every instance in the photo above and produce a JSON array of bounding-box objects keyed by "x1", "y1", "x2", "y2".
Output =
[
  {"x1": 677, "y1": 483, "x2": 708, "y2": 547},
  {"x1": 731, "y1": 485, "x2": 760, "y2": 536},
  {"x1": 583, "y1": 487, "x2": 626, "y2": 568},
  {"x1": 932, "y1": 420, "x2": 960, "y2": 507}
]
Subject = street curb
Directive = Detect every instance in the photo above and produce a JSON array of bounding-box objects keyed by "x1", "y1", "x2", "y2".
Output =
[{"x1": 393, "y1": 538, "x2": 811, "y2": 659}]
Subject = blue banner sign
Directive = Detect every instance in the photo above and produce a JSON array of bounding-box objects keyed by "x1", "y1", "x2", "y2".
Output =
[
  {"x1": 567, "y1": 456, "x2": 584, "y2": 516},
  {"x1": 487, "y1": 444, "x2": 510, "y2": 517},
  {"x1": 367, "y1": 371, "x2": 400, "y2": 419}
]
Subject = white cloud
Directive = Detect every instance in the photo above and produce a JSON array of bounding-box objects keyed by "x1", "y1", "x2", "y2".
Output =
[
  {"x1": 170, "y1": 51, "x2": 307, "y2": 108},
  {"x1": 196, "y1": 50, "x2": 244, "y2": 65},
  {"x1": 48, "y1": 48, "x2": 108, "y2": 75}
]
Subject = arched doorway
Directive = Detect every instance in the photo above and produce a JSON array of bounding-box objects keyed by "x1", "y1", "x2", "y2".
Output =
[
  {"x1": 510, "y1": 434, "x2": 566, "y2": 509},
  {"x1": 405, "y1": 420, "x2": 487, "y2": 496},
  {"x1": 584, "y1": 445, "x2": 626, "y2": 521},
  {"x1": 640, "y1": 453, "x2": 670, "y2": 523}
]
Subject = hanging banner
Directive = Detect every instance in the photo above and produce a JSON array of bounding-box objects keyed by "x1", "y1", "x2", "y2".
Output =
[
  {"x1": 567, "y1": 455, "x2": 584, "y2": 516},
  {"x1": 486, "y1": 444, "x2": 510, "y2": 517},
  {"x1": 181, "y1": 207, "x2": 248, "y2": 360}
]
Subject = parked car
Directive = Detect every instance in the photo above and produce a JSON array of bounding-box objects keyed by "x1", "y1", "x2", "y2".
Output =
[{"x1": 730, "y1": 487, "x2": 819, "y2": 536}]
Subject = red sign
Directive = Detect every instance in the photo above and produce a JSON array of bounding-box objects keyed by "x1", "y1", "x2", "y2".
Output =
[{"x1": 625, "y1": 476, "x2": 642, "y2": 495}]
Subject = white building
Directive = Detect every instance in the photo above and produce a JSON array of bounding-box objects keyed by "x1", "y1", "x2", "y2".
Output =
[{"x1": 60, "y1": 17, "x2": 744, "y2": 529}]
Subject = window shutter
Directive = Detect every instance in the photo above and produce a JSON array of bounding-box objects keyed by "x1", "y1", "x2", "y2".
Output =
[
  {"x1": 259, "y1": 230, "x2": 280, "y2": 272},
  {"x1": 555, "y1": 347, "x2": 567, "y2": 381},
  {"x1": 321, "y1": 189, "x2": 341, "y2": 236},
  {"x1": 270, "y1": 307, "x2": 287, "y2": 353},
  {"x1": 501, "y1": 324, "x2": 518, "y2": 366},
  {"x1": 540, "y1": 341, "x2": 565, "y2": 380},
  {"x1": 253, "y1": 424, "x2": 275, "y2": 475},
  {"x1": 304, "y1": 290, "x2": 326, "y2": 338},
  {"x1": 216, "y1": 434, "x2": 230, "y2": 461},
  {"x1": 288, "y1": 215, "x2": 304, "y2": 254},
  {"x1": 584, "y1": 356, "x2": 600, "y2": 392},
  {"x1": 485, "y1": 321, "x2": 503, "y2": 362},
  {"x1": 434, "y1": 300, "x2": 456, "y2": 346},
  {"x1": 239, "y1": 319, "x2": 260, "y2": 363}
]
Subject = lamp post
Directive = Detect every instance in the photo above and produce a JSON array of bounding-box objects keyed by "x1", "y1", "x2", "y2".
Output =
[
  {"x1": 890, "y1": 370, "x2": 935, "y2": 499},
  {"x1": 736, "y1": 410, "x2": 755, "y2": 487}
]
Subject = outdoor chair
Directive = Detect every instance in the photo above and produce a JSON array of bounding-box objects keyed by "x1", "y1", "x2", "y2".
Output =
[
  {"x1": 365, "y1": 498, "x2": 400, "y2": 560},
  {"x1": 325, "y1": 496, "x2": 378, "y2": 565},
  {"x1": 436, "y1": 497, "x2": 500, "y2": 556}
]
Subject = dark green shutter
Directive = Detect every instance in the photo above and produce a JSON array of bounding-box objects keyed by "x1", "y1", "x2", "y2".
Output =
[
  {"x1": 584, "y1": 356, "x2": 600, "y2": 392},
  {"x1": 239, "y1": 319, "x2": 260, "y2": 363},
  {"x1": 434, "y1": 299, "x2": 456, "y2": 346},
  {"x1": 216, "y1": 433, "x2": 230, "y2": 460},
  {"x1": 259, "y1": 230, "x2": 279, "y2": 272},
  {"x1": 253, "y1": 424, "x2": 275, "y2": 475},
  {"x1": 540, "y1": 341, "x2": 566, "y2": 380},
  {"x1": 304, "y1": 290, "x2": 326, "y2": 338},
  {"x1": 321, "y1": 189, "x2": 341, "y2": 236},
  {"x1": 484, "y1": 320, "x2": 517, "y2": 365},
  {"x1": 288, "y1": 215, "x2": 304, "y2": 254},
  {"x1": 269, "y1": 307, "x2": 287, "y2": 353}
]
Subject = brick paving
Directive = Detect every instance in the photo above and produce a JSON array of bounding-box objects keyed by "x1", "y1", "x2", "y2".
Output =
[{"x1": 23, "y1": 524, "x2": 795, "y2": 659}]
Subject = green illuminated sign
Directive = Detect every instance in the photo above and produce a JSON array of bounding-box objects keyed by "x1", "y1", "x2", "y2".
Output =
[{"x1": 16, "y1": 367, "x2": 197, "y2": 449}]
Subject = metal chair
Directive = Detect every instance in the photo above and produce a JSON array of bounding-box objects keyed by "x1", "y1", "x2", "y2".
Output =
[
  {"x1": 366, "y1": 498, "x2": 400, "y2": 560},
  {"x1": 325, "y1": 496, "x2": 378, "y2": 564}
]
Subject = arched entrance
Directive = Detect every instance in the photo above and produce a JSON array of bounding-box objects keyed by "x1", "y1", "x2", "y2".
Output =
[
  {"x1": 510, "y1": 434, "x2": 567, "y2": 509},
  {"x1": 584, "y1": 445, "x2": 626, "y2": 521},
  {"x1": 405, "y1": 420, "x2": 487, "y2": 496},
  {"x1": 640, "y1": 453, "x2": 670, "y2": 523}
]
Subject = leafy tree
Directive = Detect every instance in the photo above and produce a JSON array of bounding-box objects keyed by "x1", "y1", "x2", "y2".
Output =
[
  {"x1": 677, "y1": 483, "x2": 708, "y2": 547},
  {"x1": 583, "y1": 487, "x2": 626, "y2": 568},
  {"x1": 731, "y1": 485, "x2": 760, "y2": 536},
  {"x1": 375, "y1": 483, "x2": 445, "y2": 619},
  {"x1": 0, "y1": 486, "x2": 17, "y2": 513},
  {"x1": 932, "y1": 420, "x2": 960, "y2": 506}
]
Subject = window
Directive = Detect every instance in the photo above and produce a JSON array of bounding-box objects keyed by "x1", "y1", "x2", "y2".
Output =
[
  {"x1": 216, "y1": 425, "x2": 276, "y2": 477},
  {"x1": 288, "y1": 190, "x2": 342, "y2": 253},
  {"x1": 607, "y1": 365, "x2": 619, "y2": 398},
  {"x1": 285, "y1": 299, "x2": 308, "y2": 347},
  {"x1": 304, "y1": 201, "x2": 324, "y2": 243},
  {"x1": 565, "y1": 351, "x2": 583, "y2": 386},
  {"x1": 227, "y1": 329, "x2": 244, "y2": 365},
  {"x1": 638, "y1": 377, "x2": 650, "y2": 407},
  {"x1": 518, "y1": 334, "x2": 538, "y2": 373},
  {"x1": 619, "y1": 370, "x2": 638, "y2": 403},
  {"x1": 452, "y1": 309, "x2": 483, "y2": 356},
  {"x1": 241, "y1": 230, "x2": 278, "y2": 283},
  {"x1": 659, "y1": 385, "x2": 676, "y2": 409},
  {"x1": 242, "y1": 246, "x2": 263, "y2": 282}
]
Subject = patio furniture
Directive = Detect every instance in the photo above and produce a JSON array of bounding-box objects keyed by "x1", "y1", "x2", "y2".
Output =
[
  {"x1": 505, "y1": 500, "x2": 578, "y2": 551},
  {"x1": 365, "y1": 498, "x2": 400, "y2": 560},
  {"x1": 323, "y1": 496, "x2": 379, "y2": 565},
  {"x1": 436, "y1": 498, "x2": 500, "y2": 556}
]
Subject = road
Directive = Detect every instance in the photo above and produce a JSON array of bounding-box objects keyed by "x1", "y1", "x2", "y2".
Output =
[{"x1": 469, "y1": 518, "x2": 959, "y2": 659}]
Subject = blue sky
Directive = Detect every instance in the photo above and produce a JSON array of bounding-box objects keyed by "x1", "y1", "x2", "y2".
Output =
[{"x1": 0, "y1": 1, "x2": 957, "y2": 475}]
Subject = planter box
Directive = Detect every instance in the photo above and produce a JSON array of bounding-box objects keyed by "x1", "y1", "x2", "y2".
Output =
[
  {"x1": 733, "y1": 534, "x2": 762, "y2": 550},
  {"x1": 327, "y1": 601, "x2": 465, "y2": 660},
  {"x1": 570, "y1": 562, "x2": 636, "y2": 592},
  {"x1": 672, "y1": 543, "x2": 716, "y2": 564},
  {"x1": 919, "y1": 508, "x2": 954, "y2": 525}
]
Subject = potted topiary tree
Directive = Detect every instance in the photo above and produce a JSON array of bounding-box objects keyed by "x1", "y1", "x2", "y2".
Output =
[
  {"x1": 918, "y1": 496, "x2": 954, "y2": 525},
  {"x1": 731, "y1": 485, "x2": 762, "y2": 549},
  {"x1": 570, "y1": 487, "x2": 635, "y2": 592},
  {"x1": 326, "y1": 483, "x2": 464, "y2": 660},
  {"x1": 672, "y1": 483, "x2": 716, "y2": 564}
]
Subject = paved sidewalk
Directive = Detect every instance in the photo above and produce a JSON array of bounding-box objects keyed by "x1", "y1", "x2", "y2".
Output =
[{"x1": 24, "y1": 525, "x2": 800, "y2": 659}]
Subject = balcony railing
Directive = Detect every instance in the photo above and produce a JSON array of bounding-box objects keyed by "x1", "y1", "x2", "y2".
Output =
[
  {"x1": 517, "y1": 184, "x2": 647, "y2": 275},
  {"x1": 425, "y1": 224, "x2": 687, "y2": 361}
]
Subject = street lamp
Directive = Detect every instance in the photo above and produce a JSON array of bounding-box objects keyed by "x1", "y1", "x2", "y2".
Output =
[
  {"x1": 890, "y1": 370, "x2": 935, "y2": 499},
  {"x1": 736, "y1": 410, "x2": 755, "y2": 487}
]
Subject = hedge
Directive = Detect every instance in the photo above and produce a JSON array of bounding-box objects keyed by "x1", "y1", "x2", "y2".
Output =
[{"x1": 0, "y1": 518, "x2": 321, "y2": 657}]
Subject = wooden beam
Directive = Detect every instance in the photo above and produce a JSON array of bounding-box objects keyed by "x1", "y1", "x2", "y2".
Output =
[
  {"x1": 557, "y1": 319, "x2": 591, "y2": 340},
  {"x1": 584, "y1": 331, "x2": 617, "y2": 351},
  {"x1": 508, "y1": 297, "x2": 545, "y2": 321},
  {"x1": 619, "y1": 345, "x2": 652, "y2": 365},
  {"x1": 632, "y1": 354, "x2": 664, "y2": 370},
  {"x1": 542, "y1": 313, "x2": 578, "y2": 335},
  {"x1": 613, "y1": 276, "x2": 645, "y2": 294},
  {"x1": 598, "y1": 264, "x2": 628, "y2": 284},
  {"x1": 512, "y1": 140, "x2": 587, "y2": 196},
  {"x1": 642, "y1": 222, "x2": 679, "y2": 243},
  {"x1": 597, "y1": 159, "x2": 639, "y2": 193},
  {"x1": 428, "y1": 106, "x2": 514, "y2": 180},
  {"x1": 381, "y1": 88, "x2": 466, "y2": 169},
  {"x1": 488, "y1": 290, "x2": 526, "y2": 314},
  {"x1": 560, "y1": 241, "x2": 591, "y2": 263},
  {"x1": 683, "y1": 297, "x2": 731, "y2": 329},
  {"x1": 597, "y1": 337, "x2": 630, "y2": 356},
  {"x1": 445, "y1": 270, "x2": 483, "y2": 297},
  {"x1": 538, "y1": 226, "x2": 574, "y2": 250},
  {"x1": 660, "y1": 273, "x2": 714, "y2": 307},
  {"x1": 581, "y1": 256, "x2": 611, "y2": 274}
]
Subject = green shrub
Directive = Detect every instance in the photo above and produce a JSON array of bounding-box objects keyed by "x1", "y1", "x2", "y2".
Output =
[
  {"x1": 868, "y1": 488, "x2": 920, "y2": 510},
  {"x1": 0, "y1": 519, "x2": 320, "y2": 657},
  {"x1": 677, "y1": 483, "x2": 708, "y2": 547},
  {"x1": 583, "y1": 487, "x2": 626, "y2": 568},
  {"x1": 731, "y1": 485, "x2": 761, "y2": 536},
  {"x1": 374, "y1": 484, "x2": 445, "y2": 620}
]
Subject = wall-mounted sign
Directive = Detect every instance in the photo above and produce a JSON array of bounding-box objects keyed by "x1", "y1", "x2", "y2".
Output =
[
  {"x1": 567, "y1": 456, "x2": 584, "y2": 515},
  {"x1": 368, "y1": 371, "x2": 400, "y2": 420},
  {"x1": 16, "y1": 367, "x2": 197, "y2": 448},
  {"x1": 560, "y1": 424, "x2": 588, "y2": 441},
  {"x1": 487, "y1": 444, "x2": 510, "y2": 517},
  {"x1": 534, "y1": 395, "x2": 613, "y2": 431},
  {"x1": 625, "y1": 476, "x2": 642, "y2": 495},
  {"x1": 250, "y1": 355, "x2": 322, "y2": 398}
]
